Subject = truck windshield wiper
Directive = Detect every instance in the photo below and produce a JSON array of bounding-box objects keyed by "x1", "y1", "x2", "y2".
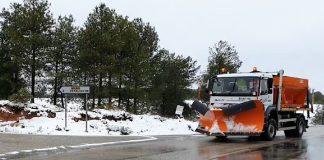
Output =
[{"x1": 230, "y1": 79, "x2": 237, "y2": 94}]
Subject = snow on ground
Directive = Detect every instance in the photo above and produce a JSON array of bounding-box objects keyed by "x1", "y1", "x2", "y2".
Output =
[
  {"x1": 297, "y1": 104, "x2": 322, "y2": 125},
  {"x1": 0, "y1": 99, "x2": 198, "y2": 136},
  {"x1": 1, "y1": 98, "x2": 319, "y2": 136}
]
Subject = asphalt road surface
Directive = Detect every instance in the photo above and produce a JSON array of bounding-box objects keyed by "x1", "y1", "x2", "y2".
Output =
[{"x1": 1, "y1": 126, "x2": 324, "y2": 160}]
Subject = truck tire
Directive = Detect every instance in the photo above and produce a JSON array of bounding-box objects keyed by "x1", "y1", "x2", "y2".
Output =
[
  {"x1": 216, "y1": 136, "x2": 228, "y2": 141},
  {"x1": 284, "y1": 116, "x2": 305, "y2": 138},
  {"x1": 284, "y1": 129, "x2": 294, "y2": 137},
  {"x1": 262, "y1": 119, "x2": 276, "y2": 141}
]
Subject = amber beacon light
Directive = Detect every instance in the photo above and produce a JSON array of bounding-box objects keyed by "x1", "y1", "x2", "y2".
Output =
[{"x1": 220, "y1": 68, "x2": 227, "y2": 73}]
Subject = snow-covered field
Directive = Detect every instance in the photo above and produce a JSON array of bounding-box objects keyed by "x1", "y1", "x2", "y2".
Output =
[
  {"x1": 0, "y1": 99, "x2": 321, "y2": 136},
  {"x1": 0, "y1": 99, "x2": 198, "y2": 136}
]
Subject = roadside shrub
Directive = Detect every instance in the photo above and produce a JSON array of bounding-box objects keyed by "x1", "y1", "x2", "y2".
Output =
[{"x1": 8, "y1": 88, "x2": 32, "y2": 103}]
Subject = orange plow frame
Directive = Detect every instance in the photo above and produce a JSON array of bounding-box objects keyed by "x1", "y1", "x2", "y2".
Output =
[{"x1": 196, "y1": 100, "x2": 265, "y2": 136}]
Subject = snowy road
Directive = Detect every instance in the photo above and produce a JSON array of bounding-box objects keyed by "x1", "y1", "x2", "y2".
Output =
[{"x1": 1, "y1": 126, "x2": 324, "y2": 160}]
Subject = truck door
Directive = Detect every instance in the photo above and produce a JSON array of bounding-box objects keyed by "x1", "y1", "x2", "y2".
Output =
[{"x1": 259, "y1": 78, "x2": 273, "y2": 110}]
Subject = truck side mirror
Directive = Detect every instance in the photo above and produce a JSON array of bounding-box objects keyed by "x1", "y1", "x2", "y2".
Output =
[
  {"x1": 268, "y1": 88, "x2": 273, "y2": 94},
  {"x1": 260, "y1": 90, "x2": 268, "y2": 95},
  {"x1": 207, "y1": 78, "x2": 215, "y2": 90}
]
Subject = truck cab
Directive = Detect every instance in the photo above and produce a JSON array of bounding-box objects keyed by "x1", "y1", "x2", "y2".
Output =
[{"x1": 209, "y1": 72, "x2": 274, "y2": 112}]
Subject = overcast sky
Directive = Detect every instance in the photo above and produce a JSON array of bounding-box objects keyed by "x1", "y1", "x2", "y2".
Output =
[{"x1": 1, "y1": 0, "x2": 324, "y2": 92}]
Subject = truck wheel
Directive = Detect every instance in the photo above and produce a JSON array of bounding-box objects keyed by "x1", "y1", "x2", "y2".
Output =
[
  {"x1": 284, "y1": 130, "x2": 294, "y2": 137},
  {"x1": 284, "y1": 116, "x2": 305, "y2": 138},
  {"x1": 216, "y1": 136, "x2": 228, "y2": 141},
  {"x1": 262, "y1": 119, "x2": 276, "y2": 141}
]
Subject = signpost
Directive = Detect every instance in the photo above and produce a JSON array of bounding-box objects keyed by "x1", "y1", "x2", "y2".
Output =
[
  {"x1": 60, "y1": 85, "x2": 90, "y2": 132},
  {"x1": 60, "y1": 86, "x2": 90, "y2": 94},
  {"x1": 175, "y1": 105, "x2": 184, "y2": 118}
]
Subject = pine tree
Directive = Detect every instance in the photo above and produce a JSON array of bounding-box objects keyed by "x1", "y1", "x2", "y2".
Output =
[
  {"x1": 1, "y1": 0, "x2": 54, "y2": 103},
  {"x1": 128, "y1": 18, "x2": 159, "y2": 114},
  {"x1": 312, "y1": 105, "x2": 324, "y2": 125},
  {"x1": 113, "y1": 15, "x2": 132, "y2": 109},
  {"x1": 0, "y1": 20, "x2": 23, "y2": 99},
  {"x1": 314, "y1": 91, "x2": 324, "y2": 104},
  {"x1": 148, "y1": 49, "x2": 199, "y2": 116},
  {"x1": 207, "y1": 40, "x2": 242, "y2": 78},
  {"x1": 78, "y1": 4, "x2": 117, "y2": 108},
  {"x1": 201, "y1": 40, "x2": 242, "y2": 101},
  {"x1": 49, "y1": 15, "x2": 78, "y2": 105}
]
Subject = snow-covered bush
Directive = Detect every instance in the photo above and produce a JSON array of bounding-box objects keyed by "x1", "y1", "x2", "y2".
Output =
[{"x1": 8, "y1": 88, "x2": 32, "y2": 103}]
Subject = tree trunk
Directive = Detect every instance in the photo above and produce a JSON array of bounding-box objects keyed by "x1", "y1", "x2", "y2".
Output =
[
  {"x1": 98, "y1": 73, "x2": 103, "y2": 107},
  {"x1": 133, "y1": 81, "x2": 138, "y2": 114},
  {"x1": 31, "y1": 49, "x2": 35, "y2": 103},
  {"x1": 126, "y1": 98, "x2": 130, "y2": 112},
  {"x1": 83, "y1": 73, "x2": 87, "y2": 110},
  {"x1": 118, "y1": 75, "x2": 122, "y2": 108},
  {"x1": 126, "y1": 73, "x2": 132, "y2": 112},
  {"x1": 108, "y1": 74, "x2": 112, "y2": 103},
  {"x1": 92, "y1": 88, "x2": 95, "y2": 109},
  {"x1": 91, "y1": 74, "x2": 96, "y2": 109},
  {"x1": 161, "y1": 92, "x2": 166, "y2": 116},
  {"x1": 53, "y1": 61, "x2": 58, "y2": 105},
  {"x1": 133, "y1": 97, "x2": 137, "y2": 114}
]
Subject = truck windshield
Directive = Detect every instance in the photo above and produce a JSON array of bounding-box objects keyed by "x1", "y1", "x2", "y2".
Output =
[{"x1": 212, "y1": 77, "x2": 259, "y2": 96}]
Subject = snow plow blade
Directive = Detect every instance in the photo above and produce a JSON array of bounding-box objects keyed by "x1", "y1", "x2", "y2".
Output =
[
  {"x1": 193, "y1": 100, "x2": 264, "y2": 136},
  {"x1": 222, "y1": 100, "x2": 257, "y2": 116}
]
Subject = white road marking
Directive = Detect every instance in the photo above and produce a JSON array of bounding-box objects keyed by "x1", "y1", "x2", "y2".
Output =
[
  {"x1": 34, "y1": 147, "x2": 59, "y2": 151},
  {"x1": 68, "y1": 136, "x2": 157, "y2": 148},
  {"x1": 0, "y1": 136, "x2": 157, "y2": 158},
  {"x1": 5, "y1": 151, "x2": 19, "y2": 155}
]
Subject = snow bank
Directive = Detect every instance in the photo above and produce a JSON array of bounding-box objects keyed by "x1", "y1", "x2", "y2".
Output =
[
  {"x1": 297, "y1": 104, "x2": 321, "y2": 125},
  {"x1": 0, "y1": 99, "x2": 198, "y2": 136}
]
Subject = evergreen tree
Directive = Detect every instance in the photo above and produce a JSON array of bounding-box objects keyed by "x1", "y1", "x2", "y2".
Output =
[
  {"x1": 1, "y1": 1, "x2": 201, "y2": 116},
  {"x1": 0, "y1": 20, "x2": 23, "y2": 99},
  {"x1": 128, "y1": 18, "x2": 159, "y2": 113},
  {"x1": 49, "y1": 15, "x2": 78, "y2": 105},
  {"x1": 1, "y1": 0, "x2": 54, "y2": 102},
  {"x1": 207, "y1": 40, "x2": 242, "y2": 78},
  {"x1": 201, "y1": 40, "x2": 242, "y2": 101},
  {"x1": 78, "y1": 4, "x2": 117, "y2": 108},
  {"x1": 312, "y1": 105, "x2": 324, "y2": 125},
  {"x1": 314, "y1": 91, "x2": 324, "y2": 104},
  {"x1": 113, "y1": 15, "x2": 132, "y2": 109},
  {"x1": 149, "y1": 49, "x2": 199, "y2": 116}
]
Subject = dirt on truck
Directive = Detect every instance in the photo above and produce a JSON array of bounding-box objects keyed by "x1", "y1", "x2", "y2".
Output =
[{"x1": 192, "y1": 68, "x2": 313, "y2": 140}]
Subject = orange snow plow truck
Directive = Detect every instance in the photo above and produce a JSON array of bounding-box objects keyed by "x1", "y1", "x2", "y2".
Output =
[{"x1": 192, "y1": 69, "x2": 313, "y2": 140}]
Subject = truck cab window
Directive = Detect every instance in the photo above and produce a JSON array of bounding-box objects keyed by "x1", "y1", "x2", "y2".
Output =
[
  {"x1": 260, "y1": 79, "x2": 268, "y2": 95},
  {"x1": 267, "y1": 78, "x2": 273, "y2": 94},
  {"x1": 212, "y1": 77, "x2": 260, "y2": 96}
]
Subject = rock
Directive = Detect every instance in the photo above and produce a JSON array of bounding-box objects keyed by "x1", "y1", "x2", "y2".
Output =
[
  {"x1": 55, "y1": 125, "x2": 62, "y2": 131},
  {"x1": 120, "y1": 127, "x2": 132, "y2": 135},
  {"x1": 90, "y1": 124, "x2": 98, "y2": 129},
  {"x1": 102, "y1": 114, "x2": 133, "y2": 122},
  {"x1": 188, "y1": 124, "x2": 193, "y2": 131},
  {"x1": 107, "y1": 125, "x2": 120, "y2": 134},
  {"x1": 37, "y1": 126, "x2": 43, "y2": 133},
  {"x1": 47, "y1": 111, "x2": 56, "y2": 118}
]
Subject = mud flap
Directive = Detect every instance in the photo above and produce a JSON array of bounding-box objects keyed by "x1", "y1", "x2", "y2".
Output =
[{"x1": 193, "y1": 100, "x2": 265, "y2": 135}]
